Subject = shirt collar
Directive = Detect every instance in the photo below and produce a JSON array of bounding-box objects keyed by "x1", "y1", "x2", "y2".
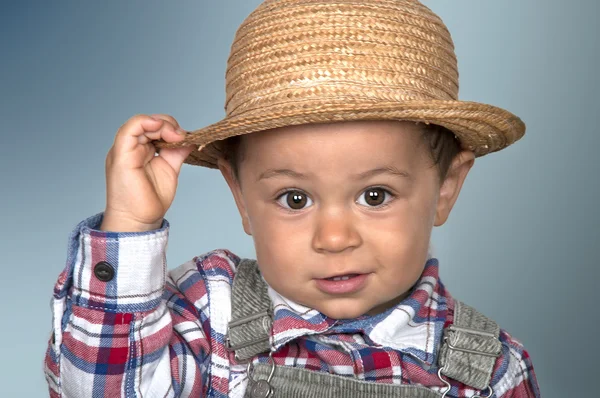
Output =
[{"x1": 267, "y1": 248, "x2": 448, "y2": 366}]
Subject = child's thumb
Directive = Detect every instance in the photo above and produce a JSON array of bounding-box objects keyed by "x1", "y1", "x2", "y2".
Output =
[{"x1": 159, "y1": 145, "x2": 197, "y2": 175}]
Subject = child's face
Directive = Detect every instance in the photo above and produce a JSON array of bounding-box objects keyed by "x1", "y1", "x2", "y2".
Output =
[{"x1": 218, "y1": 120, "x2": 474, "y2": 319}]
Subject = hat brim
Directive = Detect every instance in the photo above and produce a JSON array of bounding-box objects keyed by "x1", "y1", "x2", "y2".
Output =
[{"x1": 154, "y1": 99, "x2": 525, "y2": 168}]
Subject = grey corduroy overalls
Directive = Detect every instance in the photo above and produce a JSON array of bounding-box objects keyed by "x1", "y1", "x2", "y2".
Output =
[{"x1": 225, "y1": 259, "x2": 502, "y2": 398}]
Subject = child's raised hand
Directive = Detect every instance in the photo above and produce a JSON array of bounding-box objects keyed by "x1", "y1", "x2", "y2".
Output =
[{"x1": 100, "y1": 114, "x2": 196, "y2": 232}]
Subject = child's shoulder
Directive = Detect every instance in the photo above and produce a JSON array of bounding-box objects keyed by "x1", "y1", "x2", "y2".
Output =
[
  {"x1": 194, "y1": 248, "x2": 244, "y2": 278},
  {"x1": 493, "y1": 326, "x2": 537, "y2": 394},
  {"x1": 166, "y1": 248, "x2": 244, "y2": 291},
  {"x1": 164, "y1": 248, "x2": 243, "y2": 319},
  {"x1": 477, "y1": 324, "x2": 537, "y2": 396}
]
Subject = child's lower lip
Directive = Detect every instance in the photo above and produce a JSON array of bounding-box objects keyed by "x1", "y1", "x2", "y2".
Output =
[{"x1": 314, "y1": 274, "x2": 370, "y2": 295}]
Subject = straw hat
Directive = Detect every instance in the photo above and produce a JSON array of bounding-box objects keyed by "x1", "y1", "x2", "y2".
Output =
[{"x1": 154, "y1": 0, "x2": 525, "y2": 168}]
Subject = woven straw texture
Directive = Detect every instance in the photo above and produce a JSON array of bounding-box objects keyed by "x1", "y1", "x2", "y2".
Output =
[{"x1": 154, "y1": 0, "x2": 525, "y2": 168}]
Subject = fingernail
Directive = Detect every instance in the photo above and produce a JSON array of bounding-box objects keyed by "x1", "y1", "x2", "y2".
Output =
[{"x1": 176, "y1": 128, "x2": 188, "y2": 135}]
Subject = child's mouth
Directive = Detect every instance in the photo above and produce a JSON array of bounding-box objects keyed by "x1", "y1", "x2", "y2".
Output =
[{"x1": 316, "y1": 273, "x2": 370, "y2": 295}]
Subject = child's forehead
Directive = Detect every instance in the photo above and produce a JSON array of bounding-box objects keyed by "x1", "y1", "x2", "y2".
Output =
[{"x1": 238, "y1": 121, "x2": 428, "y2": 170}]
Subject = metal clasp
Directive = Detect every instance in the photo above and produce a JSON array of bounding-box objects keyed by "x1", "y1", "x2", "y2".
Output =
[
  {"x1": 443, "y1": 335, "x2": 501, "y2": 358},
  {"x1": 438, "y1": 366, "x2": 493, "y2": 398},
  {"x1": 247, "y1": 351, "x2": 276, "y2": 398}
]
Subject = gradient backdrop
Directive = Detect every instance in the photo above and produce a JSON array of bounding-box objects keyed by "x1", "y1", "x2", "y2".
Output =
[{"x1": 2, "y1": 1, "x2": 598, "y2": 396}]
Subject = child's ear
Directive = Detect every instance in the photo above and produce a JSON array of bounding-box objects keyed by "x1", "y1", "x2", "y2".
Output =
[
  {"x1": 434, "y1": 150, "x2": 475, "y2": 226},
  {"x1": 217, "y1": 157, "x2": 253, "y2": 236}
]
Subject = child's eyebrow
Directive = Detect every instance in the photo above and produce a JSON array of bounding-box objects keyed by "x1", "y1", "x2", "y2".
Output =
[
  {"x1": 257, "y1": 166, "x2": 411, "y2": 182},
  {"x1": 257, "y1": 168, "x2": 307, "y2": 182},
  {"x1": 355, "y1": 166, "x2": 412, "y2": 181}
]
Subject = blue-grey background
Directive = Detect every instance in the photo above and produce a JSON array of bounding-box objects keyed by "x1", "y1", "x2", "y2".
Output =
[{"x1": 1, "y1": 1, "x2": 597, "y2": 396}]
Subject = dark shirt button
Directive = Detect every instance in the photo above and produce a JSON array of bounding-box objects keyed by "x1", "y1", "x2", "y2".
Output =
[{"x1": 94, "y1": 261, "x2": 115, "y2": 282}]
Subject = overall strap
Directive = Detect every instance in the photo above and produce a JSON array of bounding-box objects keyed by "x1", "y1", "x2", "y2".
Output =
[
  {"x1": 438, "y1": 300, "x2": 502, "y2": 391},
  {"x1": 225, "y1": 259, "x2": 273, "y2": 361}
]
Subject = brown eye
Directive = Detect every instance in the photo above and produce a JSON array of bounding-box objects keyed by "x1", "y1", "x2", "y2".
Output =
[
  {"x1": 278, "y1": 190, "x2": 312, "y2": 210},
  {"x1": 361, "y1": 188, "x2": 389, "y2": 207}
]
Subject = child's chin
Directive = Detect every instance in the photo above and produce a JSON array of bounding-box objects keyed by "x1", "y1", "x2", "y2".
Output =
[{"x1": 315, "y1": 301, "x2": 376, "y2": 320}]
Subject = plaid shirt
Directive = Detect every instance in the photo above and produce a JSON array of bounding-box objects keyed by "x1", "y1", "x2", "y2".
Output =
[{"x1": 44, "y1": 212, "x2": 541, "y2": 397}]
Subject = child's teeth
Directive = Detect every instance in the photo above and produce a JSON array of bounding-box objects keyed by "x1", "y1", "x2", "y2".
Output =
[{"x1": 332, "y1": 276, "x2": 351, "y2": 281}]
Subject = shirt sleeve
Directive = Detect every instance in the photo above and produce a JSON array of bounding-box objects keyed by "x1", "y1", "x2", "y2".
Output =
[
  {"x1": 43, "y1": 211, "x2": 210, "y2": 397},
  {"x1": 491, "y1": 329, "x2": 542, "y2": 398}
]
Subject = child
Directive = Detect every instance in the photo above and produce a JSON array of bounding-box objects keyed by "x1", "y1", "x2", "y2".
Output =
[{"x1": 44, "y1": 0, "x2": 541, "y2": 397}]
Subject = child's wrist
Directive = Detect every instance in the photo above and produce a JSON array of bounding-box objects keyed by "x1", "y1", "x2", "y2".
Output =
[{"x1": 100, "y1": 214, "x2": 163, "y2": 232}]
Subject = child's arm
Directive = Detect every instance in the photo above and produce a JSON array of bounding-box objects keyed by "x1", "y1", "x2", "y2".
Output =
[
  {"x1": 43, "y1": 114, "x2": 200, "y2": 396},
  {"x1": 43, "y1": 211, "x2": 209, "y2": 397}
]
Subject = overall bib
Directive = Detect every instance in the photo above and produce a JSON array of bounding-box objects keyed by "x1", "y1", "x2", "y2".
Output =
[{"x1": 225, "y1": 259, "x2": 502, "y2": 398}]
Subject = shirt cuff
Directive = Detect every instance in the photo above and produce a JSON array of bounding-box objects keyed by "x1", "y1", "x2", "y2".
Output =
[{"x1": 59, "y1": 211, "x2": 170, "y2": 313}]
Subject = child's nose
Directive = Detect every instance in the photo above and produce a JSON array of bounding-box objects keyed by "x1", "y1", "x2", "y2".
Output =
[{"x1": 311, "y1": 209, "x2": 362, "y2": 254}]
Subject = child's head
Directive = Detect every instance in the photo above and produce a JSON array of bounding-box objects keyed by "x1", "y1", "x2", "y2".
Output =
[
  {"x1": 217, "y1": 120, "x2": 474, "y2": 318},
  {"x1": 154, "y1": 0, "x2": 526, "y2": 318}
]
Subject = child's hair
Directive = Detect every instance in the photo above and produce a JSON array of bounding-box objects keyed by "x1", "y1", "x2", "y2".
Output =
[{"x1": 220, "y1": 122, "x2": 462, "y2": 184}]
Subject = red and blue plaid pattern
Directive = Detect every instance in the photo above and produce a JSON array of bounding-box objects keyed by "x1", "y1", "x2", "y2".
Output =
[{"x1": 44, "y1": 212, "x2": 541, "y2": 397}]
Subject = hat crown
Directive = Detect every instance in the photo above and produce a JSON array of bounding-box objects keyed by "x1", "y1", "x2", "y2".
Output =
[{"x1": 224, "y1": 0, "x2": 459, "y2": 118}]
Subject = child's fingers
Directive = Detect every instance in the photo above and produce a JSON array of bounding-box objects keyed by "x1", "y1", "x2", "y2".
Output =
[
  {"x1": 137, "y1": 127, "x2": 186, "y2": 145},
  {"x1": 144, "y1": 114, "x2": 195, "y2": 174},
  {"x1": 148, "y1": 114, "x2": 181, "y2": 129},
  {"x1": 113, "y1": 114, "x2": 186, "y2": 156},
  {"x1": 137, "y1": 115, "x2": 187, "y2": 145},
  {"x1": 112, "y1": 114, "x2": 167, "y2": 154}
]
